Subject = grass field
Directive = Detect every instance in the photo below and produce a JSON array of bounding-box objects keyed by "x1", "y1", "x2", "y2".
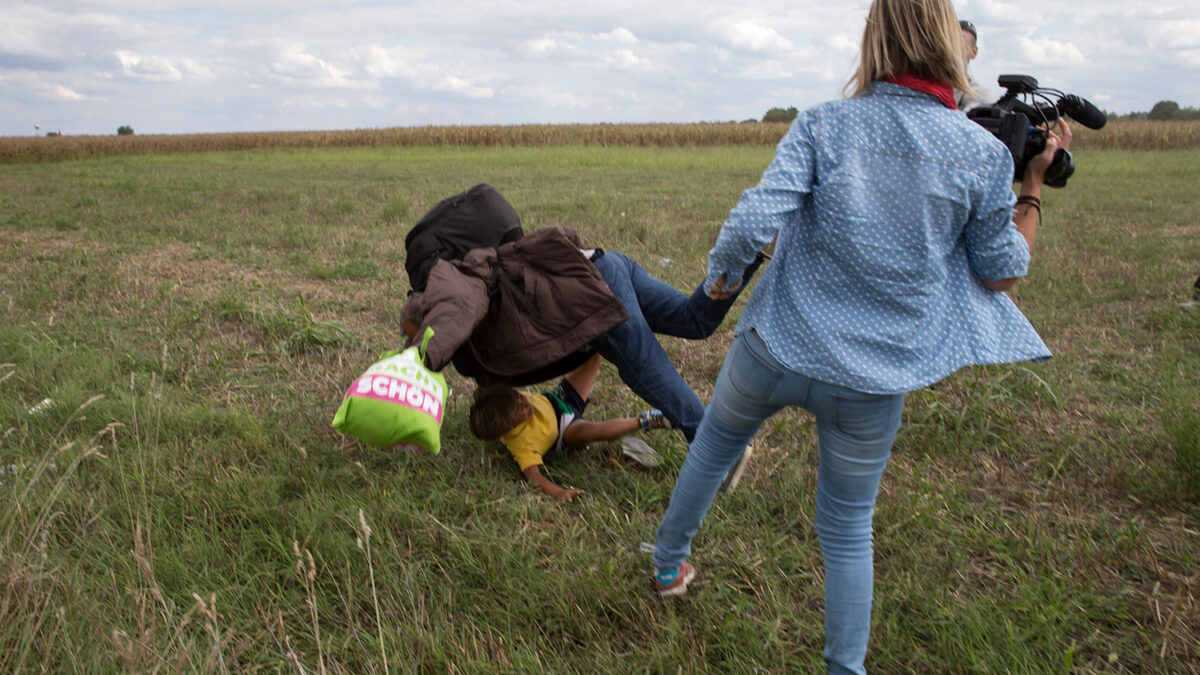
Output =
[{"x1": 1, "y1": 142, "x2": 1197, "y2": 673}]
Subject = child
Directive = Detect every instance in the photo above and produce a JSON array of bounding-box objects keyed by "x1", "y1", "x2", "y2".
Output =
[{"x1": 468, "y1": 353, "x2": 670, "y2": 503}]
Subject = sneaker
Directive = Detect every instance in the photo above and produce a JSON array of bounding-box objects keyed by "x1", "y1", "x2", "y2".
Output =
[
  {"x1": 653, "y1": 562, "x2": 696, "y2": 597},
  {"x1": 620, "y1": 437, "x2": 662, "y2": 468},
  {"x1": 638, "y1": 410, "x2": 671, "y2": 430},
  {"x1": 719, "y1": 443, "x2": 754, "y2": 493}
]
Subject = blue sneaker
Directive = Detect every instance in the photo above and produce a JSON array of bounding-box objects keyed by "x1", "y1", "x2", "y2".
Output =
[
  {"x1": 653, "y1": 562, "x2": 696, "y2": 597},
  {"x1": 638, "y1": 410, "x2": 671, "y2": 431}
]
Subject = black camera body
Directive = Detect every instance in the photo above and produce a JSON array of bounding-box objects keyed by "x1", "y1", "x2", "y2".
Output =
[{"x1": 967, "y1": 74, "x2": 1106, "y2": 188}]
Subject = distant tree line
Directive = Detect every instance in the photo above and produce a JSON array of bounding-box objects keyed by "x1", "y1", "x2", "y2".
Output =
[{"x1": 1108, "y1": 101, "x2": 1200, "y2": 122}]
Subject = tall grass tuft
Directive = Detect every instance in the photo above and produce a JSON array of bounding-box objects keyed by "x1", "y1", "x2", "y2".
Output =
[
  {"x1": 357, "y1": 509, "x2": 389, "y2": 675},
  {"x1": 280, "y1": 296, "x2": 358, "y2": 356}
]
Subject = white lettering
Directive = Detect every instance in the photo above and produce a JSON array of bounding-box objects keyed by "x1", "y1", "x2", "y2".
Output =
[
  {"x1": 421, "y1": 394, "x2": 441, "y2": 418},
  {"x1": 372, "y1": 377, "x2": 389, "y2": 397}
]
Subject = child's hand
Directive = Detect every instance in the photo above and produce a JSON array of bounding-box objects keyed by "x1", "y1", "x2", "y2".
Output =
[{"x1": 556, "y1": 488, "x2": 585, "y2": 503}]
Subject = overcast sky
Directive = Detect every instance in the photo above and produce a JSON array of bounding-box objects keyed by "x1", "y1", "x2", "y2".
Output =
[{"x1": 2, "y1": 0, "x2": 1197, "y2": 136}]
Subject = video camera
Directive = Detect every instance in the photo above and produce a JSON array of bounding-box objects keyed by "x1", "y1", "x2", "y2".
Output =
[{"x1": 967, "y1": 74, "x2": 1107, "y2": 188}]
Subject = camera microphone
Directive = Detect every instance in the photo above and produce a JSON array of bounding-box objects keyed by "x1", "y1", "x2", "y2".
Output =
[
  {"x1": 1057, "y1": 95, "x2": 1107, "y2": 130},
  {"x1": 972, "y1": 74, "x2": 1105, "y2": 187}
]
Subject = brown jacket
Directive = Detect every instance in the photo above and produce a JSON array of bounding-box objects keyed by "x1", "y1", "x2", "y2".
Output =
[{"x1": 414, "y1": 225, "x2": 628, "y2": 383}]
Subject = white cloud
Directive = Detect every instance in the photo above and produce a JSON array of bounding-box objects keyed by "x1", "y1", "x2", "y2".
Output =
[
  {"x1": 354, "y1": 44, "x2": 407, "y2": 79},
  {"x1": 740, "y1": 60, "x2": 794, "y2": 80},
  {"x1": 522, "y1": 34, "x2": 585, "y2": 59},
  {"x1": 433, "y1": 75, "x2": 493, "y2": 99},
  {"x1": 179, "y1": 58, "x2": 216, "y2": 82},
  {"x1": 602, "y1": 49, "x2": 648, "y2": 70},
  {"x1": 43, "y1": 84, "x2": 88, "y2": 101},
  {"x1": 115, "y1": 51, "x2": 183, "y2": 82},
  {"x1": 714, "y1": 20, "x2": 794, "y2": 54},
  {"x1": 515, "y1": 85, "x2": 592, "y2": 111},
  {"x1": 826, "y1": 34, "x2": 859, "y2": 56},
  {"x1": 600, "y1": 27, "x2": 638, "y2": 43},
  {"x1": 350, "y1": 43, "x2": 493, "y2": 98},
  {"x1": 361, "y1": 93, "x2": 387, "y2": 109},
  {"x1": 268, "y1": 45, "x2": 363, "y2": 89},
  {"x1": 1016, "y1": 37, "x2": 1087, "y2": 66},
  {"x1": 281, "y1": 94, "x2": 349, "y2": 110}
]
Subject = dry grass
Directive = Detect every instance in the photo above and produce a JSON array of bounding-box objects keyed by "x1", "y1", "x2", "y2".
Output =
[
  {"x1": 0, "y1": 123, "x2": 789, "y2": 164},
  {"x1": 3, "y1": 119, "x2": 1199, "y2": 164}
]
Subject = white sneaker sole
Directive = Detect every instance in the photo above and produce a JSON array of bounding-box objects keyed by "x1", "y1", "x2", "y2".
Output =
[
  {"x1": 719, "y1": 443, "x2": 754, "y2": 493},
  {"x1": 656, "y1": 565, "x2": 696, "y2": 597}
]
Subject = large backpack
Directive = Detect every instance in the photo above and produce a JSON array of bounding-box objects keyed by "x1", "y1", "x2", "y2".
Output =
[{"x1": 404, "y1": 183, "x2": 524, "y2": 293}]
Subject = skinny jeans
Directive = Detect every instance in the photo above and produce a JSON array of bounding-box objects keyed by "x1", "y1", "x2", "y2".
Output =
[{"x1": 654, "y1": 329, "x2": 903, "y2": 674}]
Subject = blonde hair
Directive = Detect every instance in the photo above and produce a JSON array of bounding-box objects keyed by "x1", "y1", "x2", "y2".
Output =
[{"x1": 845, "y1": 0, "x2": 973, "y2": 98}]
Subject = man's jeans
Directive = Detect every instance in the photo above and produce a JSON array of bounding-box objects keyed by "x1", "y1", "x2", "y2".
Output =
[
  {"x1": 654, "y1": 329, "x2": 903, "y2": 674},
  {"x1": 590, "y1": 252, "x2": 759, "y2": 440}
]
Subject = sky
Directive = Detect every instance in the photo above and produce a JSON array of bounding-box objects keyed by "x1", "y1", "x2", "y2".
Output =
[{"x1": 2, "y1": 0, "x2": 1198, "y2": 137}]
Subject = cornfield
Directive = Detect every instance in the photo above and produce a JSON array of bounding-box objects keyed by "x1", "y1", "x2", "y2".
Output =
[{"x1": 1, "y1": 120, "x2": 1197, "y2": 163}]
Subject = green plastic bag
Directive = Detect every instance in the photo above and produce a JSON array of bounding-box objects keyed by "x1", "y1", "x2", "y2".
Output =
[{"x1": 331, "y1": 327, "x2": 447, "y2": 453}]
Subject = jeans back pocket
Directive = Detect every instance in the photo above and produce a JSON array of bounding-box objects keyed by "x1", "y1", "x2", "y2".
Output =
[{"x1": 727, "y1": 330, "x2": 783, "y2": 401}]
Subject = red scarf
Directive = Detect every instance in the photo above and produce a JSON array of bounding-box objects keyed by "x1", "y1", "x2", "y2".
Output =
[{"x1": 886, "y1": 74, "x2": 956, "y2": 109}]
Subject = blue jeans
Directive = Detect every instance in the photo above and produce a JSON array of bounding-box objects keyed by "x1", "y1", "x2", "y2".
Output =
[
  {"x1": 654, "y1": 329, "x2": 903, "y2": 675},
  {"x1": 591, "y1": 252, "x2": 760, "y2": 441}
]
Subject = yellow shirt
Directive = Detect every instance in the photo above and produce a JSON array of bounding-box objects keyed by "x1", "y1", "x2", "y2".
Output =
[{"x1": 500, "y1": 392, "x2": 559, "y2": 471}]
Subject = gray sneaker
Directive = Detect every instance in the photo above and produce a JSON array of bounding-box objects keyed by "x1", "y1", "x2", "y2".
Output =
[
  {"x1": 620, "y1": 437, "x2": 663, "y2": 467},
  {"x1": 719, "y1": 444, "x2": 754, "y2": 492}
]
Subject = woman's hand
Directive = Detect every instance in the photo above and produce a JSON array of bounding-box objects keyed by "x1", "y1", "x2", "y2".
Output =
[
  {"x1": 1022, "y1": 118, "x2": 1073, "y2": 184},
  {"x1": 707, "y1": 274, "x2": 742, "y2": 300}
]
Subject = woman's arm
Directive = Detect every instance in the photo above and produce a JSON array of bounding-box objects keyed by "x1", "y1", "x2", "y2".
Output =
[
  {"x1": 981, "y1": 120, "x2": 1073, "y2": 292},
  {"x1": 705, "y1": 117, "x2": 814, "y2": 297}
]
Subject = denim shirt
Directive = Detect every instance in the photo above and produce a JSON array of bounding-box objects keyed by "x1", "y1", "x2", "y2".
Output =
[{"x1": 706, "y1": 82, "x2": 1051, "y2": 394}]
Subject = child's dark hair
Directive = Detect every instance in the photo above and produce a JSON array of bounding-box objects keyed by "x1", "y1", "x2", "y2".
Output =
[{"x1": 469, "y1": 383, "x2": 525, "y2": 440}]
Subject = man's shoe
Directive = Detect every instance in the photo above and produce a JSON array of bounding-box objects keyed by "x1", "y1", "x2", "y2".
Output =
[
  {"x1": 620, "y1": 437, "x2": 663, "y2": 468},
  {"x1": 653, "y1": 562, "x2": 696, "y2": 597}
]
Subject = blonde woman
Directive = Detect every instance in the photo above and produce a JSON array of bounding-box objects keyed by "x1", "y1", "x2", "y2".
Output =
[{"x1": 651, "y1": 0, "x2": 1070, "y2": 672}]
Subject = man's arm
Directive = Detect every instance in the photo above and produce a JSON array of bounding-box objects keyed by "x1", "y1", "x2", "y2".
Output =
[{"x1": 416, "y1": 258, "x2": 492, "y2": 369}]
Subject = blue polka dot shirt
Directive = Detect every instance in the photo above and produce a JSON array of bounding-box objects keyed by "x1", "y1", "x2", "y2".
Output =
[{"x1": 707, "y1": 82, "x2": 1051, "y2": 395}]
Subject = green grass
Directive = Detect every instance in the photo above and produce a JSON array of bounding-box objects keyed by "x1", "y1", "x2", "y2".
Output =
[{"x1": 1, "y1": 145, "x2": 1198, "y2": 672}]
